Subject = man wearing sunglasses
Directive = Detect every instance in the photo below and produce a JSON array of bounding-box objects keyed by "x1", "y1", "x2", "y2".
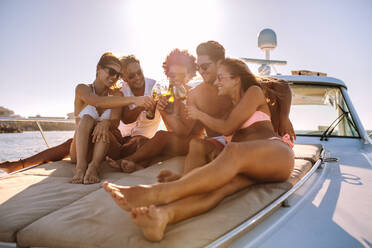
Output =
[
  {"x1": 114, "y1": 55, "x2": 161, "y2": 157},
  {"x1": 157, "y1": 41, "x2": 234, "y2": 182},
  {"x1": 158, "y1": 41, "x2": 295, "y2": 182}
]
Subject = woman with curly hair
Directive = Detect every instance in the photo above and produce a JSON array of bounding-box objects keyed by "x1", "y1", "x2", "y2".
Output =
[
  {"x1": 103, "y1": 58, "x2": 295, "y2": 241},
  {"x1": 106, "y1": 49, "x2": 204, "y2": 173}
]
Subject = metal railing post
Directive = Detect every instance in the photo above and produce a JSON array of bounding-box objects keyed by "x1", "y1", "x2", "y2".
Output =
[{"x1": 35, "y1": 121, "x2": 50, "y2": 148}]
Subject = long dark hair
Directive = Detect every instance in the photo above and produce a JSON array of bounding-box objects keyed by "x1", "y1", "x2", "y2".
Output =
[{"x1": 220, "y1": 58, "x2": 261, "y2": 92}]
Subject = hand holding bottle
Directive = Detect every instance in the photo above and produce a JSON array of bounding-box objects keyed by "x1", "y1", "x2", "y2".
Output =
[
  {"x1": 155, "y1": 81, "x2": 174, "y2": 114},
  {"x1": 145, "y1": 84, "x2": 162, "y2": 119},
  {"x1": 145, "y1": 80, "x2": 169, "y2": 119},
  {"x1": 157, "y1": 95, "x2": 169, "y2": 112},
  {"x1": 134, "y1": 96, "x2": 155, "y2": 110}
]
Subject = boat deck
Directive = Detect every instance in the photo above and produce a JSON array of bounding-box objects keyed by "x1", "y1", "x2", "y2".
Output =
[{"x1": 0, "y1": 144, "x2": 322, "y2": 248}]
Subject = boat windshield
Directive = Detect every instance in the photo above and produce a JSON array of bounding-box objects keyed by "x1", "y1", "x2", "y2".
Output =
[{"x1": 289, "y1": 84, "x2": 359, "y2": 138}]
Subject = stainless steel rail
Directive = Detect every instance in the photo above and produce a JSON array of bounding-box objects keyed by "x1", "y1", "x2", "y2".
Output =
[{"x1": 35, "y1": 121, "x2": 49, "y2": 148}]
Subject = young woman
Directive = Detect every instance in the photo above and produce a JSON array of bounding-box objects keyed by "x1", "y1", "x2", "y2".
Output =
[
  {"x1": 106, "y1": 49, "x2": 204, "y2": 173},
  {"x1": 103, "y1": 58, "x2": 295, "y2": 241},
  {"x1": 0, "y1": 52, "x2": 154, "y2": 184}
]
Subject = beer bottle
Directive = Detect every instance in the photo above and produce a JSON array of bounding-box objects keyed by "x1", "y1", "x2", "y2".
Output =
[{"x1": 164, "y1": 85, "x2": 174, "y2": 114}]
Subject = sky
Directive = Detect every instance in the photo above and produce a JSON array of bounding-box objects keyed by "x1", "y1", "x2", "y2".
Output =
[{"x1": 0, "y1": 0, "x2": 371, "y2": 128}]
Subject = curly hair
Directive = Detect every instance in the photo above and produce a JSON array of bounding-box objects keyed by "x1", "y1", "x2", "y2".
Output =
[
  {"x1": 162, "y1": 49, "x2": 197, "y2": 78},
  {"x1": 196, "y1": 41, "x2": 225, "y2": 63},
  {"x1": 220, "y1": 58, "x2": 261, "y2": 92},
  {"x1": 119, "y1": 55, "x2": 140, "y2": 72}
]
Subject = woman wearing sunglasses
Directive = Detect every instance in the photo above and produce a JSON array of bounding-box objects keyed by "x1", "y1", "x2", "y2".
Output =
[
  {"x1": 106, "y1": 49, "x2": 204, "y2": 173},
  {"x1": 103, "y1": 58, "x2": 294, "y2": 241},
  {"x1": 0, "y1": 52, "x2": 154, "y2": 184}
]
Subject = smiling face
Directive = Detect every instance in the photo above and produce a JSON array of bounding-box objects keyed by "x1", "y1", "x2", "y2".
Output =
[
  {"x1": 167, "y1": 64, "x2": 190, "y2": 86},
  {"x1": 122, "y1": 62, "x2": 145, "y2": 90},
  {"x1": 97, "y1": 63, "x2": 121, "y2": 88},
  {"x1": 214, "y1": 65, "x2": 240, "y2": 97},
  {"x1": 197, "y1": 55, "x2": 219, "y2": 85}
]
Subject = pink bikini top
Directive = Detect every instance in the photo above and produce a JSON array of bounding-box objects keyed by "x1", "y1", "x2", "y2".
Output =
[
  {"x1": 240, "y1": 111, "x2": 271, "y2": 129},
  {"x1": 224, "y1": 111, "x2": 271, "y2": 142}
]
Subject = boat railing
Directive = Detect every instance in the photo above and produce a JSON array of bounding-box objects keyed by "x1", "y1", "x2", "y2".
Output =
[{"x1": 206, "y1": 149, "x2": 326, "y2": 247}]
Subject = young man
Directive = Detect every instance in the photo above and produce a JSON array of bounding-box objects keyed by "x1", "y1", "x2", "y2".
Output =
[
  {"x1": 158, "y1": 41, "x2": 295, "y2": 182},
  {"x1": 107, "y1": 49, "x2": 204, "y2": 173},
  {"x1": 157, "y1": 41, "x2": 234, "y2": 182},
  {"x1": 116, "y1": 55, "x2": 161, "y2": 157}
]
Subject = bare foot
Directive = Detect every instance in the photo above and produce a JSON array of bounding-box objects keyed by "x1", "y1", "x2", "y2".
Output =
[
  {"x1": 83, "y1": 163, "x2": 100, "y2": 184},
  {"x1": 103, "y1": 181, "x2": 159, "y2": 210},
  {"x1": 71, "y1": 168, "x2": 86, "y2": 184},
  {"x1": 120, "y1": 160, "x2": 140, "y2": 173},
  {"x1": 157, "y1": 170, "x2": 181, "y2": 183},
  {"x1": 106, "y1": 156, "x2": 121, "y2": 169},
  {"x1": 103, "y1": 181, "x2": 131, "y2": 211},
  {"x1": 131, "y1": 205, "x2": 169, "y2": 242}
]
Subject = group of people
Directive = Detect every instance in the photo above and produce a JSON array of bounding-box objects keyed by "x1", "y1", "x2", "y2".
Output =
[{"x1": 0, "y1": 41, "x2": 296, "y2": 242}]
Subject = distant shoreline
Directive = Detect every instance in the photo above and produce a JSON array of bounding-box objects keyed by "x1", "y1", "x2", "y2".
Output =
[
  {"x1": 0, "y1": 121, "x2": 75, "y2": 133},
  {"x1": 0, "y1": 121, "x2": 371, "y2": 138}
]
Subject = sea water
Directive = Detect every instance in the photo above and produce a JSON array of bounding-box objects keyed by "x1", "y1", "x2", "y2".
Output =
[
  {"x1": 0, "y1": 131, "x2": 74, "y2": 162},
  {"x1": 0, "y1": 131, "x2": 74, "y2": 177}
]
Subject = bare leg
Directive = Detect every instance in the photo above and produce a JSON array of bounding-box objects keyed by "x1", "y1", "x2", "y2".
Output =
[
  {"x1": 69, "y1": 133, "x2": 77, "y2": 163},
  {"x1": 0, "y1": 139, "x2": 72, "y2": 173},
  {"x1": 112, "y1": 131, "x2": 192, "y2": 173},
  {"x1": 119, "y1": 135, "x2": 149, "y2": 158},
  {"x1": 104, "y1": 140, "x2": 294, "y2": 208},
  {"x1": 157, "y1": 170, "x2": 181, "y2": 183},
  {"x1": 126, "y1": 131, "x2": 191, "y2": 163},
  {"x1": 130, "y1": 175, "x2": 254, "y2": 241},
  {"x1": 106, "y1": 156, "x2": 145, "y2": 173},
  {"x1": 83, "y1": 141, "x2": 108, "y2": 184},
  {"x1": 84, "y1": 131, "x2": 122, "y2": 184},
  {"x1": 184, "y1": 138, "x2": 222, "y2": 173},
  {"x1": 71, "y1": 115, "x2": 95, "y2": 184},
  {"x1": 158, "y1": 138, "x2": 222, "y2": 182}
]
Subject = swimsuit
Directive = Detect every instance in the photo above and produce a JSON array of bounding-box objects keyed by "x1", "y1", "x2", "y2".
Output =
[
  {"x1": 224, "y1": 111, "x2": 271, "y2": 143},
  {"x1": 268, "y1": 134, "x2": 294, "y2": 148},
  {"x1": 205, "y1": 136, "x2": 227, "y2": 150},
  {"x1": 77, "y1": 85, "x2": 111, "y2": 121},
  {"x1": 225, "y1": 111, "x2": 293, "y2": 148}
]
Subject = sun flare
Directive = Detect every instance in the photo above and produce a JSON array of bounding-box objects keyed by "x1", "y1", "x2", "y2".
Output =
[{"x1": 121, "y1": 0, "x2": 222, "y2": 79}]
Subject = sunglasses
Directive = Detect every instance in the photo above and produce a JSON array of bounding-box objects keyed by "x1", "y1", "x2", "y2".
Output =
[
  {"x1": 217, "y1": 74, "x2": 234, "y2": 82},
  {"x1": 196, "y1": 62, "x2": 212, "y2": 71},
  {"x1": 128, "y1": 70, "x2": 143, "y2": 80},
  {"x1": 168, "y1": 72, "x2": 187, "y2": 80},
  {"x1": 103, "y1": 66, "x2": 121, "y2": 79}
]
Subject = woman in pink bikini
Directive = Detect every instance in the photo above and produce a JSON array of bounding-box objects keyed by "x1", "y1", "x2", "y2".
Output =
[{"x1": 103, "y1": 58, "x2": 294, "y2": 241}]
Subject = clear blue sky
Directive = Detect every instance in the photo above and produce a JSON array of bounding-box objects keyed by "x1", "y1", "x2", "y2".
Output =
[{"x1": 0, "y1": 0, "x2": 371, "y2": 128}]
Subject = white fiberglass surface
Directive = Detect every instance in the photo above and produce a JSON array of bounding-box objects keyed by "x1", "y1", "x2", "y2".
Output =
[{"x1": 289, "y1": 84, "x2": 359, "y2": 137}]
